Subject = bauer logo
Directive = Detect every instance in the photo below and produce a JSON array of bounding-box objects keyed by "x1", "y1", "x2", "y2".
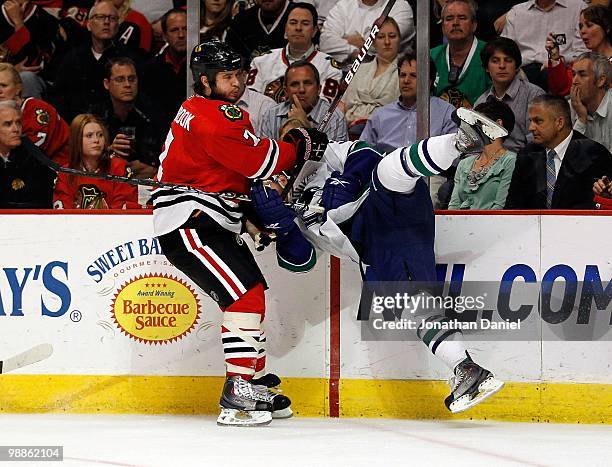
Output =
[{"x1": 111, "y1": 274, "x2": 201, "y2": 344}]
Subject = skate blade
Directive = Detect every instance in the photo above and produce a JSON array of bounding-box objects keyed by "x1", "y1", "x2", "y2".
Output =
[
  {"x1": 216, "y1": 409, "x2": 272, "y2": 427},
  {"x1": 456, "y1": 108, "x2": 508, "y2": 140},
  {"x1": 272, "y1": 407, "x2": 293, "y2": 419},
  {"x1": 449, "y1": 377, "x2": 505, "y2": 414}
]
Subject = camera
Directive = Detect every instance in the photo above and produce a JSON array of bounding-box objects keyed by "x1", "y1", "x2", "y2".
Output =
[{"x1": 552, "y1": 33, "x2": 566, "y2": 46}]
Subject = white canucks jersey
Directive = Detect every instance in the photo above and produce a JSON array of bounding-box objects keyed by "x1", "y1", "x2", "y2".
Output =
[
  {"x1": 292, "y1": 141, "x2": 372, "y2": 263},
  {"x1": 246, "y1": 46, "x2": 342, "y2": 103}
]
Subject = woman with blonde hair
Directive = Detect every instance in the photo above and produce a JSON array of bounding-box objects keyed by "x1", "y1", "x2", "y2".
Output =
[
  {"x1": 53, "y1": 114, "x2": 138, "y2": 209},
  {"x1": 341, "y1": 17, "x2": 402, "y2": 134},
  {"x1": 200, "y1": 0, "x2": 238, "y2": 42}
]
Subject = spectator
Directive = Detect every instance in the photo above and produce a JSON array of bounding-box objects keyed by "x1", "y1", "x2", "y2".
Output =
[
  {"x1": 546, "y1": 5, "x2": 612, "y2": 95},
  {"x1": 226, "y1": 0, "x2": 292, "y2": 64},
  {"x1": 569, "y1": 52, "x2": 612, "y2": 151},
  {"x1": 0, "y1": 100, "x2": 55, "y2": 208},
  {"x1": 475, "y1": 37, "x2": 545, "y2": 152},
  {"x1": 0, "y1": 0, "x2": 60, "y2": 98},
  {"x1": 342, "y1": 17, "x2": 401, "y2": 131},
  {"x1": 301, "y1": 0, "x2": 336, "y2": 26},
  {"x1": 505, "y1": 94, "x2": 612, "y2": 209},
  {"x1": 236, "y1": 71, "x2": 276, "y2": 135},
  {"x1": 593, "y1": 175, "x2": 612, "y2": 209},
  {"x1": 502, "y1": 0, "x2": 588, "y2": 91},
  {"x1": 200, "y1": 0, "x2": 238, "y2": 41},
  {"x1": 431, "y1": 0, "x2": 491, "y2": 108},
  {"x1": 360, "y1": 52, "x2": 457, "y2": 151},
  {"x1": 142, "y1": 8, "x2": 187, "y2": 127},
  {"x1": 449, "y1": 100, "x2": 517, "y2": 209},
  {"x1": 0, "y1": 63, "x2": 70, "y2": 166},
  {"x1": 319, "y1": 0, "x2": 415, "y2": 64},
  {"x1": 50, "y1": 1, "x2": 143, "y2": 123},
  {"x1": 247, "y1": 3, "x2": 342, "y2": 103},
  {"x1": 473, "y1": 0, "x2": 523, "y2": 42},
  {"x1": 92, "y1": 57, "x2": 164, "y2": 179},
  {"x1": 131, "y1": 0, "x2": 173, "y2": 23},
  {"x1": 260, "y1": 61, "x2": 348, "y2": 140},
  {"x1": 53, "y1": 114, "x2": 138, "y2": 209},
  {"x1": 108, "y1": 0, "x2": 154, "y2": 54}
]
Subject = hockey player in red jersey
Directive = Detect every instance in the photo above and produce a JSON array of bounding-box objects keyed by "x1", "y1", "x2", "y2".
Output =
[
  {"x1": 0, "y1": 63, "x2": 70, "y2": 166},
  {"x1": 153, "y1": 39, "x2": 316, "y2": 426}
]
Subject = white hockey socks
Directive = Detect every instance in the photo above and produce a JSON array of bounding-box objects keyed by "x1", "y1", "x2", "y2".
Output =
[{"x1": 376, "y1": 134, "x2": 459, "y2": 194}]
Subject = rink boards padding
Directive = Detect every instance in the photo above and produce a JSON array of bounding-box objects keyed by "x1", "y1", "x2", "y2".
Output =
[{"x1": 0, "y1": 210, "x2": 611, "y2": 423}]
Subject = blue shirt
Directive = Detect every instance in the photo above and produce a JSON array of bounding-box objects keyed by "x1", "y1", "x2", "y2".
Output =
[{"x1": 360, "y1": 96, "x2": 458, "y2": 151}]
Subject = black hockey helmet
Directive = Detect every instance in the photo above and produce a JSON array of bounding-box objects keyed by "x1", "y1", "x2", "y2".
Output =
[{"x1": 190, "y1": 39, "x2": 242, "y2": 92}]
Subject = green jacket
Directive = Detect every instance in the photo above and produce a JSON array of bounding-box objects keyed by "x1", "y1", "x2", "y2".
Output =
[
  {"x1": 431, "y1": 38, "x2": 491, "y2": 108},
  {"x1": 448, "y1": 151, "x2": 517, "y2": 210}
]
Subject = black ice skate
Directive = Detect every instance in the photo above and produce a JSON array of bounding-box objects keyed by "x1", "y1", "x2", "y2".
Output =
[
  {"x1": 217, "y1": 375, "x2": 274, "y2": 427},
  {"x1": 251, "y1": 373, "x2": 293, "y2": 419},
  {"x1": 452, "y1": 108, "x2": 508, "y2": 154},
  {"x1": 445, "y1": 353, "x2": 504, "y2": 414}
]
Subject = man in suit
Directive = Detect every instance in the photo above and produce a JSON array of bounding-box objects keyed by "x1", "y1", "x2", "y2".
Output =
[{"x1": 505, "y1": 94, "x2": 612, "y2": 209}]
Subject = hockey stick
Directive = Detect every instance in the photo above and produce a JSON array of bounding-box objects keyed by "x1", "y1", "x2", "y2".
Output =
[
  {"x1": 0, "y1": 344, "x2": 53, "y2": 374},
  {"x1": 317, "y1": 0, "x2": 398, "y2": 132},
  {"x1": 28, "y1": 147, "x2": 251, "y2": 202},
  {"x1": 280, "y1": 0, "x2": 398, "y2": 202}
]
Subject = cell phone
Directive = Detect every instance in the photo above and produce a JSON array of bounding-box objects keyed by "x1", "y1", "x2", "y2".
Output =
[{"x1": 552, "y1": 33, "x2": 566, "y2": 46}]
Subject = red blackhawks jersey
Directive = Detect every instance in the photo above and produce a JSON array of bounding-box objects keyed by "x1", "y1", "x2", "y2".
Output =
[
  {"x1": 21, "y1": 97, "x2": 70, "y2": 166},
  {"x1": 246, "y1": 46, "x2": 342, "y2": 103},
  {"x1": 53, "y1": 157, "x2": 138, "y2": 209},
  {"x1": 152, "y1": 95, "x2": 297, "y2": 236}
]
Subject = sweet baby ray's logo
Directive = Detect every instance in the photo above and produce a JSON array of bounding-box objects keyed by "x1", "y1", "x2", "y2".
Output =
[{"x1": 111, "y1": 274, "x2": 201, "y2": 344}]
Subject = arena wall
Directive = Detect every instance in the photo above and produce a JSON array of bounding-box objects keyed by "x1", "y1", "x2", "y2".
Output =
[{"x1": 0, "y1": 211, "x2": 610, "y2": 423}]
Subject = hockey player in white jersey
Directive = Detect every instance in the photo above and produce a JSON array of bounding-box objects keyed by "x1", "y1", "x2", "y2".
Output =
[
  {"x1": 246, "y1": 2, "x2": 342, "y2": 103},
  {"x1": 251, "y1": 108, "x2": 507, "y2": 413}
]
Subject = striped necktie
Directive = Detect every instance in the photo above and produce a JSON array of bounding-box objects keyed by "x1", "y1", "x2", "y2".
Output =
[{"x1": 546, "y1": 149, "x2": 557, "y2": 209}]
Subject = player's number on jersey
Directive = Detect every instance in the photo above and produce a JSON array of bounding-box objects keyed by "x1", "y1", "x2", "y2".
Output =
[
  {"x1": 35, "y1": 132, "x2": 47, "y2": 147},
  {"x1": 322, "y1": 79, "x2": 339, "y2": 100},
  {"x1": 246, "y1": 69, "x2": 257, "y2": 86},
  {"x1": 243, "y1": 129, "x2": 261, "y2": 147}
]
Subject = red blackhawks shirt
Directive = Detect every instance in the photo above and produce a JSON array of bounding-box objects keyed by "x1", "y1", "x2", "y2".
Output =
[
  {"x1": 53, "y1": 157, "x2": 138, "y2": 209},
  {"x1": 152, "y1": 95, "x2": 297, "y2": 236},
  {"x1": 21, "y1": 97, "x2": 70, "y2": 166}
]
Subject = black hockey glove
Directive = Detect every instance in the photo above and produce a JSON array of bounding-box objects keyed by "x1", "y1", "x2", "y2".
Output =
[
  {"x1": 321, "y1": 171, "x2": 361, "y2": 211},
  {"x1": 282, "y1": 127, "x2": 329, "y2": 167},
  {"x1": 251, "y1": 180, "x2": 297, "y2": 235}
]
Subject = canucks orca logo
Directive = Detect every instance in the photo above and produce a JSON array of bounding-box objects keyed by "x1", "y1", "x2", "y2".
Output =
[
  {"x1": 35, "y1": 109, "x2": 50, "y2": 125},
  {"x1": 219, "y1": 104, "x2": 243, "y2": 121}
]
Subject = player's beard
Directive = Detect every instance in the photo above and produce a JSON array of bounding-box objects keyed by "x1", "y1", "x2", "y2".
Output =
[{"x1": 209, "y1": 85, "x2": 240, "y2": 104}]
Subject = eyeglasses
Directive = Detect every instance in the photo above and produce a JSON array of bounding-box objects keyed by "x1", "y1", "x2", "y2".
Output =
[
  {"x1": 91, "y1": 14, "x2": 119, "y2": 23},
  {"x1": 111, "y1": 76, "x2": 137, "y2": 84}
]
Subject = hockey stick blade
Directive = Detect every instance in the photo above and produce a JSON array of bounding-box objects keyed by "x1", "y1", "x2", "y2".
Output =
[{"x1": 0, "y1": 344, "x2": 54, "y2": 374}]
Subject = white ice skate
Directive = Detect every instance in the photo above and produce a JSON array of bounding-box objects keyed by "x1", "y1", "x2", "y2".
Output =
[
  {"x1": 452, "y1": 107, "x2": 508, "y2": 154},
  {"x1": 445, "y1": 354, "x2": 504, "y2": 414},
  {"x1": 217, "y1": 376, "x2": 274, "y2": 427}
]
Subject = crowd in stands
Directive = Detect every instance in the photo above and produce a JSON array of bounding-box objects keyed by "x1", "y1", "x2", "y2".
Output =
[{"x1": 0, "y1": 0, "x2": 610, "y2": 211}]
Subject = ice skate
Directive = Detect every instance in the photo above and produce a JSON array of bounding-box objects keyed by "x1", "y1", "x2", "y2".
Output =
[
  {"x1": 217, "y1": 375, "x2": 274, "y2": 427},
  {"x1": 252, "y1": 373, "x2": 293, "y2": 419},
  {"x1": 452, "y1": 108, "x2": 508, "y2": 154},
  {"x1": 445, "y1": 353, "x2": 504, "y2": 414}
]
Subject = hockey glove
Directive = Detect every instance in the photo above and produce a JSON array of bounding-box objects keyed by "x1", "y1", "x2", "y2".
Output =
[
  {"x1": 282, "y1": 127, "x2": 329, "y2": 167},
  {"x1": 321, "y1": 171, "x2": 361, "y2": 212},
  {"x1": 251, "y1": 180, "x2": 297, "y2": 235}
]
